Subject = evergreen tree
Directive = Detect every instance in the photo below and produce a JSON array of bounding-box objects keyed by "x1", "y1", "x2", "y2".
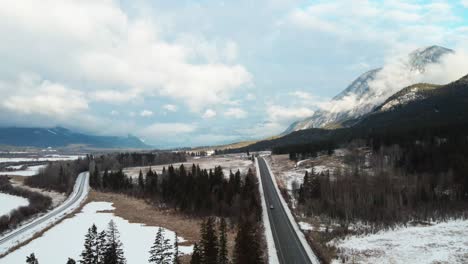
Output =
[
  {"x1": 138, "y1": 170, "x2": 145, "y2": 190},
  {"x1": 173, "y1": 233, "x2": 180, "y2": 264},
  {"x1": 149, "y1": 227, "x2": 173, "y2": 264},
  {"x1": 218, "y1": 218, "x2": 228, "y2": 264},
  {"x1": 200, "y1": 217, "x2": 218, "y2": 264},
  {"x1": 233, "y1": 220, "x2": 263, "y2": 264},
  {"x1": 97, "y1": 230, "x2": 107, "y2": 264},
  {"x1": 26, "y1": 253, "x2": 39, "y2": 264},
  {"x1": 80, "y1": 224, "x2": 97, "y2": 264},
  {"x1": 67, "y1": 258, "x2": 76, "y2": 264},
  {"x1": 190, "y1": 243, "x2": 202, "y2": 264},
  {"x1": 103, "y1": 220, "x2": 126, "y2": 264}
]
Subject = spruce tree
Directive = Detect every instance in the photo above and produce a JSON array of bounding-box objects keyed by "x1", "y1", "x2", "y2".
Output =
[
  {"x1": 218, "y1": 218, "x2": 228, "y2": 264},
  {"x1": 26, "y1": 253, "x2": 39, "y2": 264},
  {"x1": 97, "y1": 230, "x2": 107, "y2": 264},
  {"x1": 173, "y1": 233, "x2": 180, "y2": 264},
  {"x1": 138, "y1": 170, "x2": 145, "y2": 191},
  {"x1": 66, "y1": 258, "x2": 76, "y2": 264},
  {"x1": 149, "y1": 227, "x2": 173, "y2": 264},
  {"x1": 103, "y1": 220, "x2": 126, "y2": 264},
  {"x1": 200, "y1": 217, "x2": 218, "y2": 264},
  {"x1": 80, "y1": 224, "x2": 97, "y2": 264},
  {"x1": 190, "y1": 243, "x2": 202, "y2": 264},
  {"x1": 233, "y1": 220, "x2": 263, "y2": 264}
]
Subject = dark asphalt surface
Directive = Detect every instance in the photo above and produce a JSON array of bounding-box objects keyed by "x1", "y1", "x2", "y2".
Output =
[{"x1": 258, "y1": 157, "x2": 313, "y2": 264}]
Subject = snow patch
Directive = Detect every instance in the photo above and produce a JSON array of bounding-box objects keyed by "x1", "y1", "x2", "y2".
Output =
[
  {"x1": 0, "y1": 193, "x2": 29, "y2": 216},
  {"x1": 0, "y1": 165, "x2": 47, "y2": 177},
  {"x1": 0, "y1": 202, "x2": 193, "y2": 264},
  {"x1": 331, "y1": 219, "x2": 468, "y2": 264}
]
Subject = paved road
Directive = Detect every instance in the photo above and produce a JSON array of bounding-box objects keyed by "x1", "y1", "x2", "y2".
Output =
[
  {"x1": 0, "y1": 172, "x2": 89, "y2": 254},
  {"x1": 258, "y1": 157, "x2": 314, "y2": 264}
]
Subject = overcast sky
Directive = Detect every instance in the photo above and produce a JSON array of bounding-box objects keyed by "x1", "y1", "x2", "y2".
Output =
[{"x1": 0, "y1": 0, "x2": 468, "y2": 148}]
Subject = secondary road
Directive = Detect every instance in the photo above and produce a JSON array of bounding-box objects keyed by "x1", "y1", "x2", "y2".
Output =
[
  {"x1": 258, "y1": 157, "x2": 315, "y2": 264},
  {"x1": 0, "y1": 172, "x2": 89, "y2": 255}
]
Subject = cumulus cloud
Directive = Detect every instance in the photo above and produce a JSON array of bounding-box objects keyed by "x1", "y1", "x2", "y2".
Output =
[
  {"x1": 163, "y1": 104, "x2": 178, "y2": 112},
  {"x1": 202, "y1": 109, "x2": 217, "y2": 119},
  {"x1": 0, "y1": 0, "x2": 251, "y2": 112},
  {"x1": 140, "y1": 122, "x2": 197, "y2": 138},
  {"x1": 0, "y1": 74, "x2": 88, "y2": 118},
  {"x1": 140, "y1": 110, "x2": 154, "y2": 117},
  {"x1": 224, "y1": 108, "x2": 248, "y2": 119}
]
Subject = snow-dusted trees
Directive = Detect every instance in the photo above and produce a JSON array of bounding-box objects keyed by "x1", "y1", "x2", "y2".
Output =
[
  {"x1": 66, "y1": 258, "x2": 76, "y2": 264},
  {"x1": 149, "y1": 227, "x2": 173, "y2": 264},
  {"x1": 173, "y1": 233, "x2": 180, "y2": 264},
  {"x1": 80, "y1": 224, "x2": 98, "y2": 264},
  {"x1": 26, "y1": 253, "x2": 39, "y2": 264},
  {"x1": 78, "y1": 221, "x2": 126, "y2": 264},
  {"x1": 190, "y1": 243, "x2": 202, "y2": 264},
  {"x1": 103, "y1": 220, "x2": 126, "y2": 264}
]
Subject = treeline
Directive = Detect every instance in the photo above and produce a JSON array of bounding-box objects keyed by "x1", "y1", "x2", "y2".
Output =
[
  {"x1": 191, "y1": 217, "x2": 264, "y2": 264},
  {"x1": 112, "y1": 152, "x2": 186, "y2": 168},
  {"x1": 24, "y1": 158, "x2": 90, "y2": 193},
  {"x1": 0, "y1": 176, "x2": 52, "y2": 233},
  {"x1": 296, "y1": 135, "x2": 468, "y2": 226},
  {"x1": 90, "y1": 165, "x2": 262, "y2": 223}
]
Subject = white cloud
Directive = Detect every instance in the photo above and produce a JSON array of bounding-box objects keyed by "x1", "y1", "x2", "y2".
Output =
[
  {"x1": 0, "y1": 0, "x2": 251, "y2": 112},
  {"x1": 462, "y1": 1, "x2": 468, "y2": 8},
  {"x1": 163, "y1": 104, "x2": 177, "y2": 112},
  {"x1": 202, "y1": 109, "x2": 217, "y2": 119},
  {"x1": 267, "y1": 105, "x2": 314, "y2": 123},
  {"x1": 140, "y1": 122, "x2": 196, "y2": 138},
  {"x1": 1, "y1": 74, "x2": 88, "y2": 118},
  {"x1": 140, "y1": 110, "x2": 154, "y2": 117},
  {"x1": 224, "y1": 108, "x2": 248, "y2": 119},
  {"x1": 290, "y1": 91, "x2": 315, "y2": 100}
]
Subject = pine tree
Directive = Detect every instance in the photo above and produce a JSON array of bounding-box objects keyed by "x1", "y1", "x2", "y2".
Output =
[
  {"x1": 149, "y1": 227, "x2": 173, "y2": 264},
  {"x1": 190, "y1": 243, "x2": 202, "y2": 264},
  {"x1": 218, "y1": 218, "x2": 228, "y2": 264},
  {"x1": 80, "y1": 224, "x2": 97, "y2": 264},
  {"x1": 97, "y1": 230, "x2": 107, "y2": 264},
  {"x1": 173, "y1": 233, "x2": 180, "y2": 264},
  {"x1": 233, "y1": 220, "x2": 263, "y2": 264},
  {"x1": 103, "y1": 220, "x2": 126, "y2": 264},
  {"x1": 138, "y1": 170, "x2": 145, "y2": 191},
  {"x1": 200, "y1": 217, "x2": 218, "y2": 264},
  {"x1": 66, "y1": 258, "x2": 76, "y2": 264},
  {"x1": 26, "y1": 253, "x2": 39, "y2": 264}
]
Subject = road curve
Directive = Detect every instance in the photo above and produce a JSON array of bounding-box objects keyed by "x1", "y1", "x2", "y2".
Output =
[
  {"x1": 0, "y1": 172, "x2": 89, "y2": 255},
  {"x1": 258, "y1": 157, "x2": 319, "y2": 264}
]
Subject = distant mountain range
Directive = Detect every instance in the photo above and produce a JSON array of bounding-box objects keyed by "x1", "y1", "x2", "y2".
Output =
[
  {"x1": 283, "y1": 45, "x2": 454, "y2": 134},
  {"x1": 238, "y1": 73, "x2": 468, "y2": 151},
  {"x1": 0, "y1": 127, "x2": 150, "y2": 149}
]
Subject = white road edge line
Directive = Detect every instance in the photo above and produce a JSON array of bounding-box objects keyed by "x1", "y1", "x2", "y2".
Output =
[
  {"x1": 255, "y1": 157, "x2": 280, "y2": 264},
  {"x1": 262, "y1": 156, "x2": 321, "y2": 264}
]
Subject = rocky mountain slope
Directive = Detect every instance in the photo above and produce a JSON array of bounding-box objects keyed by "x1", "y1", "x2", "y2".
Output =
[{"x1": 283, "y1": 45, "x2": 454, "y2": 134}]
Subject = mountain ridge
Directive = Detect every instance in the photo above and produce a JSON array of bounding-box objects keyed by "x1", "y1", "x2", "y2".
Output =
[{"x1": 0, "y1": 126, "x2": 151, "y2": 149}]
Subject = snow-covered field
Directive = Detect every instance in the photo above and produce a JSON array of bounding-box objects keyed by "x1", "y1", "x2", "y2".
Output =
[
  {"x1": 124, "y1": 154, "x2": 253, "y2": 178},
  {"x1": 0, "y1": 155, "x2": 85, "y2": 164},
  {"x1": 0, "y1": 202, "x2": 193, "y2": 264},
  {"x1": 331, "y1": 220, "x2": 468, "y2": 264},
  {"x1": 0, "y1": 165, "x2": 47, "y2": 177},
  {"x1": 0, "y1": 193, "x2": 29, "y2": 216}
]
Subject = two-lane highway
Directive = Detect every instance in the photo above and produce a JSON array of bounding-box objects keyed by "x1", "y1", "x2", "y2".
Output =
[
  {"x1": 258, "y1": 157, "x2": 317, "y2": 264},
  {"x1": 0, "y1": 172, "x2": 89, "y2": 256}
]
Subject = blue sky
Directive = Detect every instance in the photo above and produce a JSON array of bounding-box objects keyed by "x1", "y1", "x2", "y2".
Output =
[{"x1": 0, "y1": 0, "x2": 467, "y2": 148}]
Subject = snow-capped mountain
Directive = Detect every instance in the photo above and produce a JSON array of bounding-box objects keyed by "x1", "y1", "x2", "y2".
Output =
[{"x1": 283, "y1": 45, "x2": 454, "y2": 134}]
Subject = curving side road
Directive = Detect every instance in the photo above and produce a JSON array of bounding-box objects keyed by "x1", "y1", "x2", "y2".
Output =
[{"x1": 0, "y1": 172, "x2": 89, "y2": 256}]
